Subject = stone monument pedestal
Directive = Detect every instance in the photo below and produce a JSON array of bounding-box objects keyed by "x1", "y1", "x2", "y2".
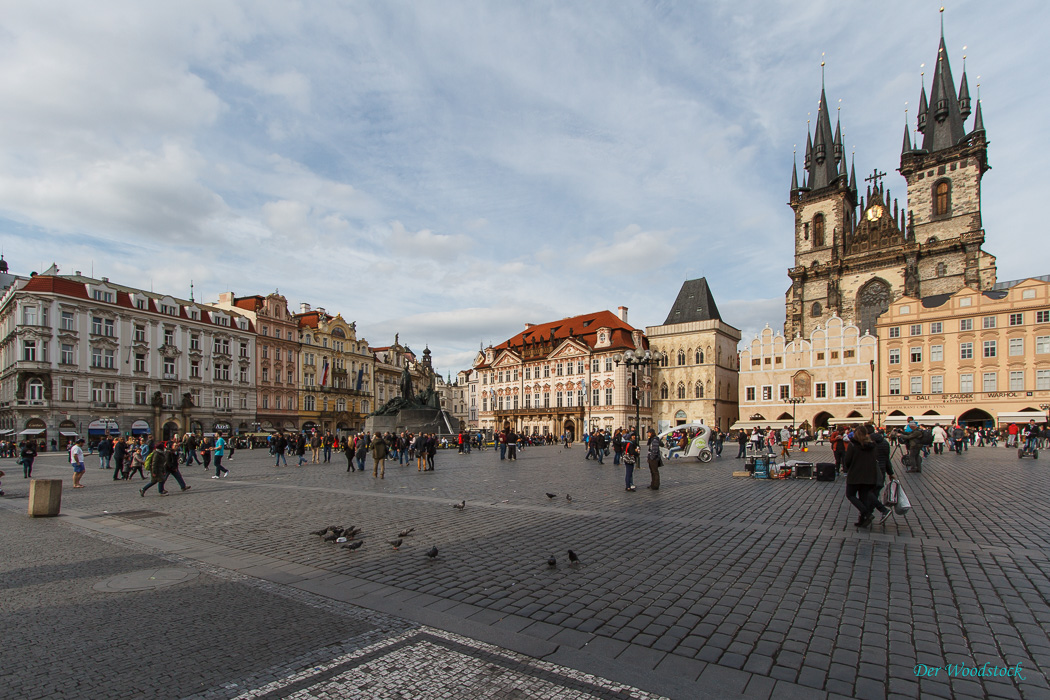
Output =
[{"x1": 365, "y1": 408, "x2": 457, "y2": 436}]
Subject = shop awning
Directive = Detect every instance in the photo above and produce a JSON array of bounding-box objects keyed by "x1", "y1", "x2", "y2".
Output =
[
  {"x1": 59, "y1": 431, "x2": 79, "y2": 437},
  {"x1": 0, "y1": 429, "x2": 13, "y2": 435},
  {"x1": 826, "y1": 417, "x2": 870, "y2": 426},
  {"x1": 730, "y1": 420, "x2": 795, "y2": 431},
  {"x1": 19, "y1": 428, "x2": 45, "y2": 435},
  {"x1": 884, "y1": 415, "x2": 954, "y2": 427},
  {"x1": 998, "y1": 411, "x2": 1047, "y2": 424}
]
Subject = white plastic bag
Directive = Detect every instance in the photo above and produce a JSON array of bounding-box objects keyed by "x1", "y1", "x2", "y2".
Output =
[{"x1": 894, "y1": 481, "x2": 912, "y2": 515}]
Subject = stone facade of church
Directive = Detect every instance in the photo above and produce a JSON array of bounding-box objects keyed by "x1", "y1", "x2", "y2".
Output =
[{"x1": 785, "y1": 31, "x2": 996, "y2": 339}]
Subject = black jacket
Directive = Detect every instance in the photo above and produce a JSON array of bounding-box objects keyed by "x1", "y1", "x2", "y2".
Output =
[{"x1": 843, "y1": 437, "x2": 878, "y2": 486}]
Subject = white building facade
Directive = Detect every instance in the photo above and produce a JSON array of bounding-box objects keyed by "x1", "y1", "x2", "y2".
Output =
[{"x1": 0, "y1": 271, "x2": 257, "y2": 448}]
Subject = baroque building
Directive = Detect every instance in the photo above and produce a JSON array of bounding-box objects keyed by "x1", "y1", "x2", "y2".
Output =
[
  {"x1": 0, "y1": 267, "x2": 257, "y2": 447},
  {"x1": 646, "y1": 278, "x2": 741, "y2": 431},
  {"x1": 786, "y1": 30, "x2": 995, "y2": 339},
  {"x1": 294, "y1": 305, "x2": 374, "y2": 435},
  {"x1": 472, "y1": 308, "x2": 652, "y2": 439},
  {"x1": 215, "y1": 292, "x2": 300, "y2": 433}
]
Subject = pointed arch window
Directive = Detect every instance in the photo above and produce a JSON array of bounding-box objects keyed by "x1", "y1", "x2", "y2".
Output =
[
  {"x1": 660, "y1": 383, "x2": 669, "y2": 399},
  {"x1": 677, "y1": 382, "x2": 686, "y2": 399},
  {"x1": 933, "y1": 180, "x2": 951, "y2": 216},
  {"x1": 676, "y1": 350, "x2": 685, "y2": 366},
  {"x1": 811, "y1": 301, "x2": 822, "y2": 317},
  {"x1": 695, "y1": 350, "x2": 701, "y2": 364},
  {"x1": 813, "y1": 214, "x2": 825, "y2": 247},
  {"x1": 695, "y1": 382, "x2": 704, "y2": 399}
]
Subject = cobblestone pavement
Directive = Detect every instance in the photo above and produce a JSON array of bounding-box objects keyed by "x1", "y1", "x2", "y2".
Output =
[{"x1": 4, "y1": 442, "x2": 1050, "y2": 699}]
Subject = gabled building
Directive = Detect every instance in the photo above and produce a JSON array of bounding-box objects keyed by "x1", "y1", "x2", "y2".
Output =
[
  {"x1": 472, "y1": 308, "x2": 652, "y2": 439},
  {"x1": 647, "y1": 278, "x2": 741, "y2": 431}
]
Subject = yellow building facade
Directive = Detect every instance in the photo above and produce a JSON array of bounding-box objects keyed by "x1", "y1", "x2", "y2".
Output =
[{"x1": 877, "y1": 277, "x2": 1050, "y2": 428}]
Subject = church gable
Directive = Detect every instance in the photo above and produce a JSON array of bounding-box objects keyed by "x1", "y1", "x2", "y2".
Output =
[{"x1": 847, "y1": 184, "x2": 905, "y2": 255}]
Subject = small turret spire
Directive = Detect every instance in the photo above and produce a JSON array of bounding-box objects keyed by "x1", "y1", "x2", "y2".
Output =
[
  {"x1": 917, "y1": 77, "x2": 928, "y2": 133},
  {"x1": 958, "y1": 61, "x2": 971, "y2": 119},
  {"x1": 972, "y1": 98, "x2": 984, "y2": 133},
  {"x1": 790, "y1": 152, "x2": 799, "y2": 192},
  {"x1": 849, "y1": 153, "x2": 857, "y2": 193},
  {"x1": 901, "y1": 117, "x2": 913, "y2": 155}
]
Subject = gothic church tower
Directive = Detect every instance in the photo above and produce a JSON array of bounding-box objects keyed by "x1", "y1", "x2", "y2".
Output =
[{"x1": 785, "y1": 26, "x2": 996, "y2": 339}]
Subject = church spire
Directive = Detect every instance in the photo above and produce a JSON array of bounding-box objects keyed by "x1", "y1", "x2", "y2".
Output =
[
  {"x1": 790, "y1": 155, "x2": 799, "y2": 193},
  {"x1": 807, "y1": 85, "x2": 842, "y2": 190},
  {"x1": 901, "y1": 122, "x2": 913, "y2": 155},
  {"x1": 919, "y1": 29, "x2": 967, "y2": 152}
]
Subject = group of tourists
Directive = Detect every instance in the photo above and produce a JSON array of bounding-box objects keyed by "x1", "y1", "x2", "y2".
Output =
[{"x1": 264, "y1": 430, "x2": 442, "y2": 478}]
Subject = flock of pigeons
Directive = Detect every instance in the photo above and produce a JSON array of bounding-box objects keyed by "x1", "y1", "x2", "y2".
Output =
[{"x1": 310, "y1": 492, "x2": 582, "y2": 567}]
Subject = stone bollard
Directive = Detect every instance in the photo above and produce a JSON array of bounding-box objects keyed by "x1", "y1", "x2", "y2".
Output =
[{"x1": 28, "y1": 479, "x2": 62, "y2": 517}]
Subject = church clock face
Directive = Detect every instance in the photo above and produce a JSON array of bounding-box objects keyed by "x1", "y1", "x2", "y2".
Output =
[{"x1": 865, "y1": 204, "x2": 884, "y2": 221}]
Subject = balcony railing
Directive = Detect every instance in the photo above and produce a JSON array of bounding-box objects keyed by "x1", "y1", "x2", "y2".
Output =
[
  {"x1": 15, "y1": 399, "x2": 47, "y2": 406},
  {"x1": 92, "y1": 402, "x2": 118, "y2": 409},
  {"x1": 163, "y1": 373, "x2": 178, "y2": 380}
]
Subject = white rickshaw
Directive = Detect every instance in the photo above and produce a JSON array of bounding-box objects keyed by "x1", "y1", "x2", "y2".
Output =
[{"x1": 658, "y1": 422, "x2": 713, "y2": 463}]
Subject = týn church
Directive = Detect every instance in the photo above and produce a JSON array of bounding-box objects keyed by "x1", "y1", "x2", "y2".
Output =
[{"x1": 784, "y1": 27, "x2": 996, "y2": 340}]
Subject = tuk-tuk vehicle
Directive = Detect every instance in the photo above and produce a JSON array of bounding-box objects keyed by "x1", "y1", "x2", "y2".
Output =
[{"x1": 658, "y1": 422, "x2": 713, "y2": 463}]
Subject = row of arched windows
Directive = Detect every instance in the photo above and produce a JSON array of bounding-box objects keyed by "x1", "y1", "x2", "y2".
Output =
[
  {"x1": 666, "y1": 349, "x2": 706, "y2": 367},
  {"x1": 659, "y1": 382, "x2": 706, "y2": 399}
]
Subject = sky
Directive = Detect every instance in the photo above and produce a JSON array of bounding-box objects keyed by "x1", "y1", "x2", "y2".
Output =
[{"x1": 0, "y1": 1, "x2": 1044, "y2": 378}]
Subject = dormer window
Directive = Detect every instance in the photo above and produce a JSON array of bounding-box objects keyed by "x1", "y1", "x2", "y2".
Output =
[
  {"x1": 92, "y1": 289, "x2": 114, "y2": 303},
  {"x1": 160, "y1": 303, "x2": 177, "y2": 316},
  {"x1": 217, "y1": 316, "x2": 229, "y2": 327}
]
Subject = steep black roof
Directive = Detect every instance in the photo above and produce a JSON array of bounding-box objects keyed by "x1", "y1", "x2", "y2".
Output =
[{"x1": 662, "y1": 278, "x2": 722, "y2": 325}]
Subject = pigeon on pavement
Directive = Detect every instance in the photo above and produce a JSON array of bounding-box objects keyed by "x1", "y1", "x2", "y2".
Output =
[
  {"x1": 453, "y1": 500, "x2": 466, "y2": 510},
  {"x1": 545, "y1": 493, "x2": 557, "y2": 499},
  {"x1": 566, "y1": 494, "x2": 573, "y2": 503},
  {"x1": 547, "y1": 556, "x2": 557, "y2": 569},
  {"x1": 426, "y1": 546, "x2": 439, "y2": 559},
  {"x1": 568, "y1": 550, "x2": 580, "y2": 564},
  {"x1": 389, "y1": 539, "x2": 403, "y2": 550},
  {"x1": 398, "y1": 527, "x2": 416, "y2": 538},
  {"x1": 322, "y1": 533, "x2": 338, "y2": 542},
  {"x1": 341, "y1": 540, "x2": 363, "y2": 551}
]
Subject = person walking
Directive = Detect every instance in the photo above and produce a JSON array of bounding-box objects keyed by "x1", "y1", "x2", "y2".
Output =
[
  {"x1": 622, "y1": 431, "x2": 638, "y2": 491},
  {"x1": 843, "y1": 425, "x2": 879, "y2": 527},
  {"x1": 309, "y1": 432, "x2": 320, "y2": 463},
  {"x1": 371, "y1": 432, "x2": 388, "y2": 478},
  {"x1": 868, "y1": 424, "x2": 895, "y2": 524},
  {"x1": 127, "y1": 446, "x2": 146, "y2": 480},
  {"x1": 212, "y1": 432, "x2": 229, "y2": 478},
  {"x1": 950, "y1": 423, "x2": 965, "y2": 456},
  {"x1": 343, "y1": 436, "x2": 356, "y2": 472},
  {"x1": 296, "y1": 433, "x2": 308, "y2": 466},
  {"x1": 20, "y1": 439, "x2": 37, "y2": 479},
  {"x1": 164, "y1": 444, "x2": 190, "y2": 492},
  {"x1": 70, "y1": 438, "x2": 86, "y2": 488},
  {"x1": 645, "y1": 429, "x2": 662, "y2": 490},
  {"x1": 112, "y1": 437, "x2": 127, "y2": 481},
  {"x1": 507, "y1": 429, "x2": 518, "y2": 461},
  {"x1": 140, "y1": 443, "x2": 169, "y2": 496},
  {"x1": 932, "y1": 424, "x2": 947, "y2": 454}
]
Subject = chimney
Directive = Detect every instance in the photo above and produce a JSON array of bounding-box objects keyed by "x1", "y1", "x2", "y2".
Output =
[
  {"x1": 300, "y1": 302, "x2": 311, "y2": 314},
  {"x1": 316, "y1": 307, "x2": 326, "y2": 315},
  {"x1": 217, "y1": 292, "x2": 235, "y2": 304},
  {"x1": 101, "y1": 277, "x2": 109, "y2": 282},
  {"x1": 617, "y1": 306, "x2": 628, "y2": 323},
  {"x1": 524, "y1": 323, "x2": 534, "y2": 329},
  {"x1": 75, "y1": 271, "x2": 81, "y2": 276}
]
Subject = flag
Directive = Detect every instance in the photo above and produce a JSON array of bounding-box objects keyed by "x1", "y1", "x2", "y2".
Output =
[
  {"x1": 356, "y1": 369, "x2": 364, "y2": 391},
  {"x1": 321, "y1": 358, "x2": 329, "y2": 387}
]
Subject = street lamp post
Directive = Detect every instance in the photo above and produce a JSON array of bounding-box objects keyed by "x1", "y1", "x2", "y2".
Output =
[
  {"x1": 1041, "y1": 403, "x2": 1050, "y2": 427},
  {"x1": 613, "y1": 349, "x2": 666, "y2": 437},
  {"x1": 783, "y1": 396, "x2": 805, "y2": 433},
  {"x1": 869, "y1": 359, "x2": 876, "y2": 423}
]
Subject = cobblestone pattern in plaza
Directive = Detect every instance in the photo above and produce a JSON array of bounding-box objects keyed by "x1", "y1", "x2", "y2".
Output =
[{"x1": 4, "y1": 442, "x2": 1050, "y2": 699}]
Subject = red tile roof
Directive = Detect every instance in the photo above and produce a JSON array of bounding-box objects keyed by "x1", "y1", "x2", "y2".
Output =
[{"x1": 494, "y1": 310, "x2": 641, "y2": 352}]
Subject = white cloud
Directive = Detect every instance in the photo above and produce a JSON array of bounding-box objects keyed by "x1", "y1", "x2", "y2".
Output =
[{"x1": 388, "y1": 221, "x2": 470, "y2": 260}]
